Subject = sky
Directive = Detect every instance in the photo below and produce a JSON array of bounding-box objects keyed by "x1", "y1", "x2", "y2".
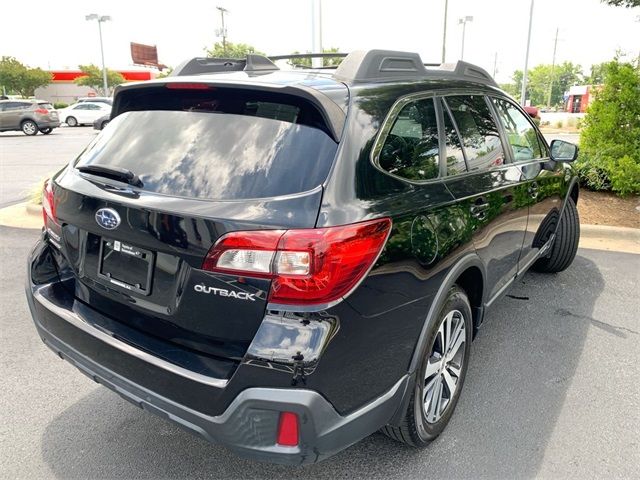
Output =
[{"x1": 1, "y1": 0, "x2": 638, "y2": 84}]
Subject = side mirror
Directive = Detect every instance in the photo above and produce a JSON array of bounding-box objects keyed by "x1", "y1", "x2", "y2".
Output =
[{"x1": 549, "y1": 139, "x2": 579, "y2": 162}]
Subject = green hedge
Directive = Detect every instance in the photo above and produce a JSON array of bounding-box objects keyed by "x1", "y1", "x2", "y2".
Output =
[
  {"x1": 575, "y1": 59, "x2": 640, "y2": 196},
  {"x1": 53, "y1": 102, "x2": 68, "y2": 109}
]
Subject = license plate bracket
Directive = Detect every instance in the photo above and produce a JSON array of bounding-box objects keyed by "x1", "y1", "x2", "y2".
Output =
[{"x1": 98, "y1": 239, "x2": 153, "y2": 295}]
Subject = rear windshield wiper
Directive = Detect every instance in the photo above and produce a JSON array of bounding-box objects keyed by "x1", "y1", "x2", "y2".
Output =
[{"x1": 77, "y1": 164, "x2": 143, "y2": 188}]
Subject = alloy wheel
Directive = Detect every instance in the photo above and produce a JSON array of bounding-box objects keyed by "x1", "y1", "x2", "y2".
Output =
[
  {"x1": 423, "y1": 309, "x2": 467, "y2": 424},
  {"x1": 22, "y1": 121, "x2": 37, "y2": 135}
]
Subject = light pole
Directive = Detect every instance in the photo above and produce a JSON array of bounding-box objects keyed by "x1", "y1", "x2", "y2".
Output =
[
  {"x1": 458, "y1": 16, "x2": 473, "y2": 60},
  {"x1": 520, "y1": 0, "x2": 535, "y2": 106},
  {"x1": 216, "y1": 6, "x2": 229, "y2": 56},
  {"x1": 441, "y1": 0, "x2": 449, "y2": 63},
  {"x1": 85, "y1": 14, "x2": 111, "y2": 96},
  {"x1": 311, "y1": 0, "x2": 323, "y2": 68}
]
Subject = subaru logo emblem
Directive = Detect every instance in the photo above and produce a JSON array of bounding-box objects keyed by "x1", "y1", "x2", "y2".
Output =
[{"x1": 95, "y1": 208, "x2": 121, "y2": 230}]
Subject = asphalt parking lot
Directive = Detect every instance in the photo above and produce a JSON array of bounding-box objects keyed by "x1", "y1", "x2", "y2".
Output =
[
  {"x1": 1, "y1": 127, "x2": 637, "y2": 479},
  {"x1": 0, "y1": 127, "x2": 98, "y2": 207}
]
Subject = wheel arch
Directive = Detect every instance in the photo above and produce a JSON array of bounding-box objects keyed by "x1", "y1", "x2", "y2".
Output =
[{"x1": 387, "y1": 254, "x2": 486, "y2": 426}]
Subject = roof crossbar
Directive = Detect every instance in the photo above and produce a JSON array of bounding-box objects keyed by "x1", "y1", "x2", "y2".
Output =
[{"x1": 269, "y1": 53, "x2": 349, "y2": 61}]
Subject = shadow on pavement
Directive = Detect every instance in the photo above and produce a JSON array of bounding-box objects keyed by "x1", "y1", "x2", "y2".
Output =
[{"x1": 41, "y1": 254, "x2": 603, "y2": 479}]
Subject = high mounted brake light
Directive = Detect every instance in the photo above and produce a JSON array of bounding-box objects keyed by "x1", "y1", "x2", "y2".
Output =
[
  {"x1": 165, "y1": 82, "x2": 213, "y2": 90},
  {"x1": 202, "y1": 218, "x2": 392, "y2": 307}
]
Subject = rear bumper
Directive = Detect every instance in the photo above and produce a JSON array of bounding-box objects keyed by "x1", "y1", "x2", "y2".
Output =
[
  {"x1": 26, "y1": 249, "x2": 409, "y2": 464},
  {"x1": 36, "y1": 120, "x2": 60, "y2": 128}
]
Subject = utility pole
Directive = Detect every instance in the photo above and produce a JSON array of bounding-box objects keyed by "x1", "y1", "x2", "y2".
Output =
[
  {"x1": 216, "y1": 6, "x2": 229, "y2": 56},
  {"x1": 546, "y1": 27, "x2": 559, "y2": 109},
  {"x1": 441, "y1": 0, "x2": 449, "y2": 63},
  {"x1": 311, "y1": 0, "x2": 323, "y2": 68},
  {"x1": 520, "y1": 0, "x2": 535, "y2": 106},
  {"x1": 493, "y1": 52, "x2": 498, "y2": 78}
]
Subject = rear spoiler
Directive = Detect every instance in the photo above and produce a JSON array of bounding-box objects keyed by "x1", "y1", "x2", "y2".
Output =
[{"x1": 111, "y1": 79, "x2": 347, "y2": 143}]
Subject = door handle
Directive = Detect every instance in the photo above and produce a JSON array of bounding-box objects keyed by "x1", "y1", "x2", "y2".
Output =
[{"x1": 470, "y1": 198, "x2": 490, "y2": 219}]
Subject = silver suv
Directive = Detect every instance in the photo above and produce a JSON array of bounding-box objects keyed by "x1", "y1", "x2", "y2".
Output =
[{"x1": 0, "y1": 99, "x2": 60, "y2": 135}]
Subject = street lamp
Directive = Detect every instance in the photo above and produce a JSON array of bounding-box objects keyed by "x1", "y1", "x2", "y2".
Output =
[
  {"x1": 520, "y1": 0, "x2": 535, "y2": 106},
  {"x1": 458, "y1": 16, "x2": 473, "y2": 60},
  {"x1": 441, "y1": 0, "x2": 449, "y2": 63},
  {"x1": 85, "y1": 13, "x2": 111, "y2": 96}
]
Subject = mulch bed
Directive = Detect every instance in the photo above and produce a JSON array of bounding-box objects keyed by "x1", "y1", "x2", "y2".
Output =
[{"x1": 578, "y1": 190, "x2": 639, "y2": 229}]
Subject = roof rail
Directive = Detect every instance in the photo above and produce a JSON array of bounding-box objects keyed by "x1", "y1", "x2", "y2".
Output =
[
  {"x1": 333, "y1": 49, "x2": 498, "y2": 86},
  {"x1": 171, "y1": 54, "x2": 278, "y2": 76},
  {"x1": 169, "y1": 50, "x2": 498, "y2": 87}
]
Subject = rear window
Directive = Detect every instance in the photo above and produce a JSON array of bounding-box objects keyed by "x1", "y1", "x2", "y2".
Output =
[{"x1": 74, "y1": 89, "x2": 338, "y2": 200}]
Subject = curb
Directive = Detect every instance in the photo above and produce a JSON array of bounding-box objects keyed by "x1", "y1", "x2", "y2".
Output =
[{"x1": 1, "y1": 202, "x2": 638, "y2": 254}]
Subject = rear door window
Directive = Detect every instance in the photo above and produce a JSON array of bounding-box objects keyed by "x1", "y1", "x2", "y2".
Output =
[
  {"x1": 75, "y1": 88, "x2": 338, "y2": 200},
  {"x1": 378, "y1": 97, "x2": 440, "y2": 181},
  {"x1": 444, "y1": 95, "x2": 505, "y2": 171}
]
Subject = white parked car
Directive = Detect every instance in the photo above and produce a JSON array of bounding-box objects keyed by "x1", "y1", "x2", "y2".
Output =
[{"x1": 58, "y1": 102, "x2": 111, "y2": 127}]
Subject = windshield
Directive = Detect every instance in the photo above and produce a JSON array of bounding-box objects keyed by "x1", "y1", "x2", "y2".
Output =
[{"x1": 75, "y1": 109, "x2": 338, "y2": 200}]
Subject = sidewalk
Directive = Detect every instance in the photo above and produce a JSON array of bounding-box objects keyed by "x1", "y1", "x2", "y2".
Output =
[{"x1": 2, "y1": 202, "x2": 638, "y2": 254}]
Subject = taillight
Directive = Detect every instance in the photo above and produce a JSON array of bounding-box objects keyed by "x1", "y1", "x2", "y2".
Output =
[
  {"x1": 202, "y1": 218, "x2": 392, "y2": 306},
  {"x1": 42, "y1": 179, "x2": 57, "y2": 225},
  {"x1": 35, "y1": 108, "x2": 49, "y2": 114},
  {"x1": 276, "y1": 412, "x2": 299, "y2": 446}
]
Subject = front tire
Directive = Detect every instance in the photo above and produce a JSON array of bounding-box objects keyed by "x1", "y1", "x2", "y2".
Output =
[
  {"x1": 382, "y1": 286, "x2": 471, "y2": 446},
  {"x1": 21, "y1": 120, "x2": 38, "y2": 136},
  {"x1": 66, "y1": 116, "x2": 78, "y2": 127},
  {"x1": 532, "y1": 197, "x2": 580, "y2": 273}
]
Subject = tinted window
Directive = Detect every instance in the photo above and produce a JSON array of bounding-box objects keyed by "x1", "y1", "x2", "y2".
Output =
[
  {"x1": 86, "y1": 104, "x2": 101, "y2": 110},
  {"x1": 378, "y1": 98, "x2": 439, "y2": 181},
  {"x1": 440, "y1": 99, "x2": 467, "y2": 176},
  {"x1": 492, "y1": 98, "x2": 543, "y2": 161},
  {"x1": 73, "y1": 104, "x2": 87, "y2": 110},
  {"x1": 445, "y1": 95, "x2": 505, "y2": 171},
  {"x1": 75, "y1": 108, "x2": 338, "y2": 200}
]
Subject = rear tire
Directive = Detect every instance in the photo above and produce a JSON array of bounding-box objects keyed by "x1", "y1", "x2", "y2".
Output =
[
  {"x1": 382, "y1": 286, "x2": 471, "y2": 446},
  {"x1": 21, "y1": 120, "x2": 38, "y2": 136},
  {"x1": 532, "y1": 197, "x2": 580, "y2": 273},
  {"x1": 40, "y1": 127, "x2": 52, "y2": 134},
  {"x1": 66, "y1": 116, "x2": 78, "y2": 127}
]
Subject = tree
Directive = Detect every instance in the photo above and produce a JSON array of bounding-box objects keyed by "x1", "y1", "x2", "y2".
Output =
[
  {"x1": 500, "y1": 63, "x2": 583, "y2": 107},
  {"x1": 205, "y1": 42, "x2": 264, "y2": 59},
  {"x1": 288, "y1": 47, "x2": 344, "y2": 68},
  {"x1": 577, "y1": 59, "x2": 640, "y2": 195},
  {"x1": 0, "y1": 56, "x2": 52, "y2": 98},
  {"x1": 74, "y1": 64, "x2": 124, "y2": 96},
  {"x1": 156, "y1": 67, "x2": 173, "y2": 79},
  {"x1": 500, "y1": 70, "x2": 523, "y2": 101},
  {"x1": 601, "y1": 0, "x2": 640, "y2": 6},
  {"x1": 585, "y1": 62, "x2": 608, "y2": 84}
]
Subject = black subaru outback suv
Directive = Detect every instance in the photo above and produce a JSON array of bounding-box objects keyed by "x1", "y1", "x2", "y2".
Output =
[{"x1": 26, "y1": 50, "x2": 580, "y2": 464}]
